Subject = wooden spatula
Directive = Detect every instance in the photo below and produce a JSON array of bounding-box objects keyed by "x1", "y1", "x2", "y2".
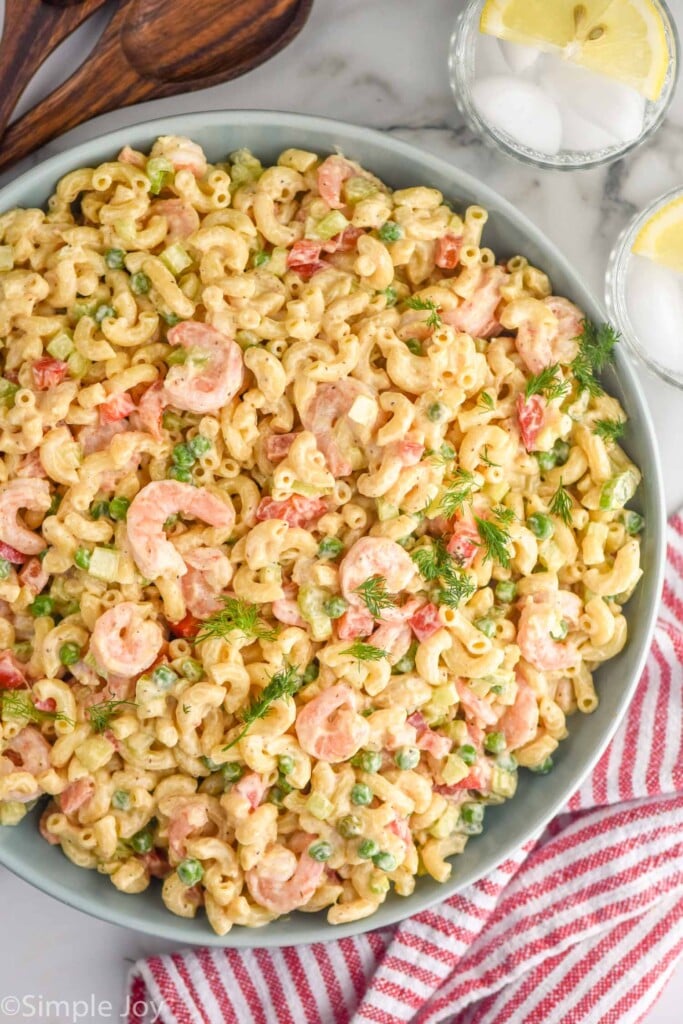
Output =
[
  {"x1": 0, "y1": 0, "x2": 109, "y2": 141},
  {"x1": 0, "y1": 0, "x2": 314, "y2": 173}
]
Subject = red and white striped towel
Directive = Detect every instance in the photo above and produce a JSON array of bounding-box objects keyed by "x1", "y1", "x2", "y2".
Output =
[{"x1": 127, "y1": 513, "x2": 683, "y2": 1024}]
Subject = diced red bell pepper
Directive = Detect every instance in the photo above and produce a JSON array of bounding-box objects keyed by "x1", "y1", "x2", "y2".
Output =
[
  {"x1": 446, "y1": 521, "x2": 480, "y2": 566},
  {"x1": 169, "y1": 613, "x2": 201, "y2": 639},
  {"x1": 286, "y1": 240, "x2": 326, "y2": 280},
  {"x1": 0, "y1": 652, "x2": 27, "y2": 690},
  {"x1": 408, "y1": 602, "x2": 442, "y2": 643},
  {"x1": 0, "y1": 541, "x2": 27, "y2": 565},
  {"x1": 516, "y1": 393, "x2": 546, "y2": 452},
  {"x1": 32, "y1": 357, "x2": 68, "y2": 390},
  {"x1": 435, "y1": 234, "x2": 464, "y2": 270},
  {"x1": 99, "y1": 392, "x2": 135, "y2": 424},
  {"x1": 256, "y1": 495, "x2": 327, "y2": 528}
]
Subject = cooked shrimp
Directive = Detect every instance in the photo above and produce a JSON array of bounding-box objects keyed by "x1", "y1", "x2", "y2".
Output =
[
  {"x1": 317, "y1": 155, "x2": 355, "y2": 209},
  {"x1": 455, "y1": 679, "x2": 498, "y2": 727},
  {"x1": 246, "y1": 844, "x2": 325, "y2": 914},
  {"x1": 301, "y1": 380, "x2": 377, "y2": 476},
  {"x1": 89, "y1": 602, "x2": 164, "y2": 676},
  {"x1": 150, "y1": 135, "x2": 207, "y2": 178},
  {"x1": 369, "y1": 619, "x2": 413, "y2": 665},
  {"x1": 60, "y1": 777, "x2": 96, "y2": 815},
  {"x1": 506, "y1": 296, "x2": 582, "y2": 375},
  {"x1": 127, "y1": 480, "x2": 235, "y2": 580},
  {"x1": 164, "y1": 321, "x2": 244, "y2": 415},
  {"x1": 406, "y1": 712, "x2": 452, "y2": 759},
  {"x1": 499, "y1": 681, "x2": 539, "y2": 750},
  {"x1": 339, "y1": 537, "x2": 417, "y2": 621},
  {"x1": 2, "y1": 725, "x2": 51, "y2": 778},
  {"x1": 181, "y1": 547, "x2": 233, "y2": 617},
  {"x1": 151, "y1": 198, "x2": 200, "y2": 242},
  {"x1": 233, "y1": 772, "x2": 267, "y2": 810},
  {"x1": 168, "y1": 800, "x2": 209, "y2": 858},
  {"x1": 78, "y1": 417, "x2": 128, "y2": 455},
  {"x1": 517, "y1": 597, "x2": 579, "y2": 672},
  {"x1": 135, "y1": 381, "x2": 166, "y2": 441},
  {"x1": 295, "y1": 683, "x2": 370, "y2": 763},
  {"x1": 272, "y1": 583, "x2": 306, "y2": 628},
  {"x1": 443, "y1": 266, "x2": 506, "y2": 338},
  {"x1": 0, "y1": 479, "x2": 51, "y2": 555}
]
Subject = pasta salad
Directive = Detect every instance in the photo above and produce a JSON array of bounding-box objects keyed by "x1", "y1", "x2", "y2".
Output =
[{"x1": 0, "y1": 137, "x2": 643, "y2": 932}]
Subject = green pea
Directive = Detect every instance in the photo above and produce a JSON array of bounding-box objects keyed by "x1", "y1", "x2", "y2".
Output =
[
  {"x1": 201, "y1": 756, "x2": 221, "y2": 772},
  {"x1": 527, "y1": 512, "x2": 554, "y2": 540},
  {"x1": 267, "y1": 784, "x2": 289, "y2": 807},
  {"x1": 152, "y1": 665, "x2": 178, "y2": 689},
  {"x1": 94, "y1": 304, "x2": 115, "y2": 324},
  {"x1": 427, "y1": 401, "x2": 447, "y2": 422},
  {"x1": 323, "y1": 596, "x2": 348, "y2": 619},
  {"x1": 337, "y1": 814, "x2": 362, "y2": 839},
  {"x1": 318, "y1": 537, "x2": 344, "y2": 559},
  {"x1": 161, "y1": 311, "x2": 182, "y2": 326},
  {"x1": 357, "y1": 838, "x2": 379, "y2": 859},
  {"x1": 179, "y1": 658, "x2": 203, "y2": 682},
  {"x1": 278, "y1": 754, "x2": 295, "y2": 776},
  {"x1": 495, "y1": 580, "x2": 517, "y2": 603},
  {"x1": 484, "y1": 731, "x2": 506, "y2": 754},
  {"x1": 383, "y1": 286, "x2": 398, "y2": 306},
  {"x1": 130, "y1": 271, "x2": 151, "y2": 295},
  {"x1": 352, "y1": 750, "x2": 382, "y2": 773},
  {"x1": 392, "y1": 641, "x2": 417, "y2": 675},
  {"x1": 221, "y1": 762, "x2": 243, "y2": 785},
  {"x1": 105, "y1": 248, "x2": 126, "y2": 270},
  {"x1": 394, "y1": 746, "x2": 420, "y2": 770},
  {"x1": 253, "y1": 250, "x2": 270, "y2": 267},
  {"x1": 109, "y1": 496, "x2": 130, "y2": 521},
  {"x1": 474, "y1": 616, "x2": 496, "y2": 638},
  {"x1": 59, "y1": 642, "x2": 81, "y2": 666},
  {"x1": 458, "y1": 744, "x2": 478, "y2": 766},
  {"x1": 177, "y1": 857, "x2": 204, "y2": 885},
  {"x1": 404, "y1": 338, "x2": 422, "y2": 355},
  {"x1": 535, "y1": 451, "x2": 556, "y2": 472},
  {"x1": 90, "y1": 500, "x2": 110, "y2": 520},
  {"x1": 351, "y1": 783, "x2": 372, "y2": 806},
  {"x1": 130, "y1": 827, "x2": 153, "y2": 853},
  {"x1": 74, "y1": 547, "x2": 91, "y2": 571},
  {"x1": 460, "y1": 802, "x2": 484, "y2": 825},
  {"x1": 172, "y1": 443, "x2": 196, "y2": 468},
  {"x1": 168, "y1": 465, "x2": 192, "y2": 483},
  {"x1": 530, "y1": 756, "x2": 554, "y2": 775},
  {"x1": 552, "y1": 439, "x2": 570, "y2": 466},
  {"x1": 162, "y1": 410, "x2": 185, "y2": 432},
  {"x1": 302, "y1": 660, "x2": 319, "y2": 684},
  {"x1": 308, "y1": 840, "x2": 333, "y2": 862},
  {"x1": 29, "y1": 595, "x2": 54, "y2": 618},
  {"x1": 622, "y1": 510, "x2": 644, "y2": 535},
  {"x1": 188, "y1": 434, "x2": 211, "y2": 458},
  {"x1": 0, "y1": 558, "x2": 10, "y2": 581},
  {"x1": 378, "y1": 221, "x2": 403, "y2": 242},
  {"x1": 112, "y1": 790, "x2": 130, "y2": 811},
  {"x1": 372, "y1": 851, "x2": 397, "y2": 872}
]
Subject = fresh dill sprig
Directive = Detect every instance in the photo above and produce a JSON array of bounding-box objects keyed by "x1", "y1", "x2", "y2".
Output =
[
  {"x1": 342, "y1": 641, "x2": 388, "y2": 662},
  {"x1": 548, "y1": 481, "x2": 573, "y2": 526},
  {"x1": 475, "y1": 515, "x2": 512, "y2": 568},
  {"x1": 411, "y1": 538, "x2": 452, "y2": 581},
  {"x1": 571, "y1": 319, "x2": 620, "y2": 397},
  {"x1": 492, "y1": 504, "x2": 516, "y2": 526},
  {"x1": 593, "y1": 418, "x2": 625, "y2": 443},
  {"x1": 196, "y1": 597, "x2": 279, "y2": 644},
  {"x1": 1, "y1": 691, "x2": 74, "y2": 727},
  {"x1": 354, "y1": 575, "x2": 397, "y2": 619},
  {"x1": 437, "y1": 568, "x2": 476, "y2": 608},
  {"x1": 411, "y1": 538, "x2": 476, "y2": 608},
  {"x1": 223, "y1": 662, "x2": 302, "y2": 750},
  {"x1": 525, "y1": 363, "x2": 570, "y2": 402},
  {"x1": 405, "y1": 295, "x2": 442, "y2": 329},
  {"x1": 88, "y1": 700, "x2": 136, "y2": 733},
  {"x1": 478, "y1": 391, "x2": 494, "y2": 411},
  {"x1": 480, "y1": 445, "x2": 499, "y2": 468},
  {"x1": 425, "y1": 442, "x2": 456, "y2": 466},
  {"x1": 437, "y1": 467, "x2": 476, "y2": 519}
]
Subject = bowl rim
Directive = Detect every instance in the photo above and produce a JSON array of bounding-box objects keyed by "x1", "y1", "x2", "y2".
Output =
[{"x1": 0, "y1": 108, "x2": 666, "y2": 947}]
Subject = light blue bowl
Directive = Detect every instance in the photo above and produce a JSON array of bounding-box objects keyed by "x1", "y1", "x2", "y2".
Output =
[{"x1": 0, "y1": 111, "x2": 665, "y2": 947}]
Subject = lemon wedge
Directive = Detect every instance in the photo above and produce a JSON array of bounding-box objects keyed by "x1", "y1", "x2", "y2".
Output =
[
  {"x1": 480, "y1": 0, "x2": 670, "y2": 101},
  {"x1": 632, "y1": 196, "x2": 683, "y2": 273}
]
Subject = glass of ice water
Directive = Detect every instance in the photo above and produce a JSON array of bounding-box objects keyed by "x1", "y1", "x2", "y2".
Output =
[
  {"x1": 606, "y1": 188, "x2": 683, "y2": 389},
  {"x1": 449, "y1": 0, "x2": 679, "y2": 170}
]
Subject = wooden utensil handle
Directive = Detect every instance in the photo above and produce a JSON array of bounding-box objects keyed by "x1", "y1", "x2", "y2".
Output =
[
  {"x1": 0, "y1": 6, "x2": 153, "y2": 174},
  {"x1": 0, "y1": 0, "x2": 109, "y2": 140}
]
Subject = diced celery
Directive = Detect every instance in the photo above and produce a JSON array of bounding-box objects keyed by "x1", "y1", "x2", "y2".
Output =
[
  {"x1": 314, "y1": 210, "x2": 349, "y2": 241},
  {"x1": 67, "y1": 351, "x2": 90, "y2": 379},
  {"x1": 291, "y1": 480, "x2": 327, "y2": 498},
  {"x1": 428, "y1": 802, "x2": 460, "y2": 838},
  {"x1": 376, "y1": 498, "x2": 399, "y2": 522},
  {"x1": 442, "y1": 719, "x2": 469, "y2": 746},
  {"x1": 441, "y1": 754, "x2": 470, "y2": 785},
  {"x1": 0, "y1": 801, "x2": 27, "y2": 826},
  {"x1": 342, "y1": 176, "x2": 378, "y2": 204},
  {"x1": 146, "y1": 156, "x2": 174, "y2": 195},
  {"x1": 297, "y1": 585, "x2": 332, "y2": 641},
  {"x1": 490, "y1": 765, "x2": 517, "y2": 798},
  {"x1": 160, "y1": 243, "x2": 192, "y2": 276},
  {"x1": 47, "y1": 331, "x2": 74, "y2": 361},
  {"x1": 268, "y1": 247, "x2": 288, "y2": 276},
  {"x1": 599, "y1": 469, "x2": 639, "y2": 510},
  {"x1": 430, "y1": 683, "x2": 458, "y2": 710},
  {"x1": 72, "y1": 302, "x2": 97, "y2": 321},
  {"x1": 76, "y1": 736, "x2": 115, "y2": 771},
  {"x1": 113, "y1": 219, "x2": 137, "y2": 246},
  {"x1": 305, "y1": 792, "x2": 334, "y2": 820},
  {"x1": 0, "y1": 378, "x2": 19, "y2": 408},
  {"x1": 0, "y1": 245, "x2": 14, "y2": 272},
  {"x1": 88, "y1": 547, "x2": 120, "y2": 582},
  {"x1": 229, "y1": 149, "x2": 264, "y2": 189}
]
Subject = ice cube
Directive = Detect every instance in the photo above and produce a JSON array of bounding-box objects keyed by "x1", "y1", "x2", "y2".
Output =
[
  {"x1": 471, "y1": 75, "x2": 562, "y2": 155},
  {"x1": 626, "y1": 255, "x2": 683, "y2": 374},
  {"x1": 475, "y1": 35, "x2": 511, "y2": 77},
  {"x1": 500, "y1": 39, "x2": 541, "y2": 75},
  {"x1": 561, "y1": 108, "x2": 621, "y2": 151},
  {"x1": 539, "y1": 59, "x2": 645, "y2": 144}
]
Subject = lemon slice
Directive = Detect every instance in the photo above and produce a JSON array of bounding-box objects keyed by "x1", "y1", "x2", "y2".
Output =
[
  {"x1": 632, "y1": 196, "x2": 683, "y2": 273},
  {"x1": 480, "y1": 0, "x2": 669, "y2": 101}
]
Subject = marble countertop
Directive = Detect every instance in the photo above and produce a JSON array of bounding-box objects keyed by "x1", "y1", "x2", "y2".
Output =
[{"x1": 0, "y1": 0, "x2": 682, "y2": 1018}]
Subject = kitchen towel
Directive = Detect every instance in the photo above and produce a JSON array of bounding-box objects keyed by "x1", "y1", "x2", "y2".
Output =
[{"x1": 126, "y1": 513, "x2": 683, "y2": 1024}]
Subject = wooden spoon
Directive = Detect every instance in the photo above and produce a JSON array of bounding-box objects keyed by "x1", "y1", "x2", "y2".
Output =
[
  {"x1": 0, "y1": 0, "x2": 109, "y2": 141},
  {"x1": 0, "y1": 0, "x2": 314, "y2": 173}
]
